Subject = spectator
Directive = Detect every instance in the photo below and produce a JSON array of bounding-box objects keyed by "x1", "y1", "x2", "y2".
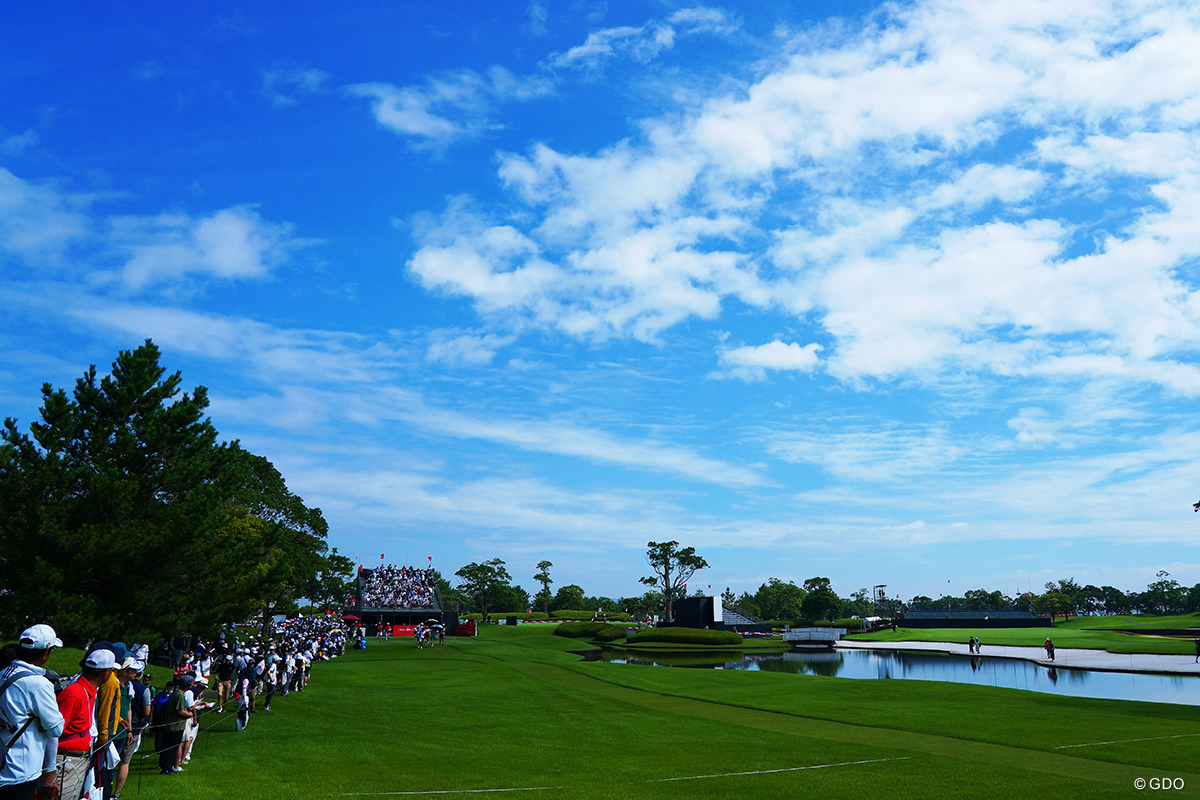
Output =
[
  {"x1": 158, "y1": 675, "x2": 191, "y2": 775},
  {"x1": 94, "y1": 642, "x2": 129, "y2": 800},
  {"x1": 215, "y1": 655, "x2": 234, "y2": 712},
  {"x1": 114, "y1": 659, "x2": 150, "y2": 800},
  {"x1": 58, "y1": 648, "x2": 117, "y2": 800},
  {"x1": 0, "y1": 624, "x2": 65, "y2": 800},
  {"x1": 358, "y1": 564, "x2": 438, "y2": 609},
  {"x1": 179, "y1": 676, "x2": 208, "y2": 766}
]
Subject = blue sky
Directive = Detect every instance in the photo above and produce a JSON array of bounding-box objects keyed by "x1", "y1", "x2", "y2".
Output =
[{"x1": 4, "y1": 0, "x2": 1200, "y2": 604}]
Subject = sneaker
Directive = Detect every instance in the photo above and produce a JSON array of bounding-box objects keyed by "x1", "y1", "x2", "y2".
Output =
[{"x1": 172, "y1": 767, "x2": 184, "y2": 773}]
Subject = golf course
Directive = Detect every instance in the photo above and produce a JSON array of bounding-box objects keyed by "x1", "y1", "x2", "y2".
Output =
[{"x1": 84, "y1": 623, "x2": 1200, "y2": 799}]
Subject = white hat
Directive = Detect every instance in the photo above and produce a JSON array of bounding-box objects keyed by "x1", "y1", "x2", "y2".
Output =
[
  {"x1": 83, "y1": 649, "x2": 118, "y2": 670},
  {"x1": 18, "y1": 624, "x2": 63, "y2": 650},
  {"x1": 120, "y1": 657, "x2": 144, "y2": 672}
]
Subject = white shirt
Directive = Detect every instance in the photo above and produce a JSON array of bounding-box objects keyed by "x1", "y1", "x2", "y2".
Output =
[{"x1": 0, "y1": 661, "x2": 65, "y2": 786}]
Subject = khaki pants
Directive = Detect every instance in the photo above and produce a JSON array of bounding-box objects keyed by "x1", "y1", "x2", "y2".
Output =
[{"x1": 56, "y1": 753, "x2": 92, "y2": 800}]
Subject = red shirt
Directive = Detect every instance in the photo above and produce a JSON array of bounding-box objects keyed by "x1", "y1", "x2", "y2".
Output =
[{"x1": 57, "y1": 677, "x2": 97, "y2": 752}]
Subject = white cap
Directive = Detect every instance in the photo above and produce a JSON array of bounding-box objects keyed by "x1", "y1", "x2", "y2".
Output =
[
  {"x1": 83, "y1": 649, "x2": 118, "y2": 670},
  {"x1": 120, "y1": 657, "x2": 144, "y2": 672},
  {"x1": 18, "y1": 624, "x2": 63, "y2": 650}
]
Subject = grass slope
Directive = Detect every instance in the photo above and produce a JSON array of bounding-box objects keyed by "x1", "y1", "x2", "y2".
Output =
[{"x1": 106, "y1": 626, "x2": 1198, "y2": 799}]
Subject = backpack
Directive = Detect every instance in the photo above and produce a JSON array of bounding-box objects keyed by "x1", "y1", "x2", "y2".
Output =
[
  {"x1": 150, "y1": 689, "x2": 172, "y2": 726},
  {"x1": 0, "y1": 665, "x2": 38, "y2": 758}
]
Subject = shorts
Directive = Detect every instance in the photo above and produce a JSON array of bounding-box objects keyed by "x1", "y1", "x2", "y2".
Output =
[
  {"x1": 183, "y1": 718, "x2": 197, "y2": 742},
  {"x1": 120, "y1": 731, "x2": 142, "y2": 765}
]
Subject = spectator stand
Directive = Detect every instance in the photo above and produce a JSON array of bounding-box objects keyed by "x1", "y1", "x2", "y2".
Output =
[{"x1": 352, "y1": 564, "x2": 458, "y2": 635}]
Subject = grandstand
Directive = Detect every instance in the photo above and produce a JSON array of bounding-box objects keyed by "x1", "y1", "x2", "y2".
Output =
[
  {"x1": 721, "y1": 606, "x2": 761, "y2": 627},
  {"x1": 351, "y1": 564, "x2": 457, "y2": 635},
  {"x1": 663, "y1": 597, "x2": 773, "y2": 634}
]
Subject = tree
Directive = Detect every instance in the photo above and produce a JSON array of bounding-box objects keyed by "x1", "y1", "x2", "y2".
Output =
[
  {"x1": 841, "y1": 588, "x2": 872, "y2": 618},
  {"x1": 305, "y1": 548, "x2": 356, "y2": 612},
  {"x1": 1034, "y1": 591, "x2": 1073, "y2": 622},
  {"x1": 551, "y1": 584, "x2": 585, "y2": 612},
  {"x1": 735, "y1": 591, "x2": 759, "y2": 618},
  {"x1": 492, "y1": 583, "x2": 530, "y2": 615},
  {"x1": 1139, "y1": 571, "x2": 1185, "y2": 615},
  {"x1": 582, "y1": 595, "x2": 621, "y2": 613},
  {"x1": 752, "y1": 578, "x2": 806, "y2": 621},
  {"x1": 720, "y1": 587, "x2": 737, "y2": 607},
  {"x1": 0, "y1": 341, "x2": 330, "y2": 642},
  {"x1": 455, "y1": 559, "x2": 511, "y2": 623},
  {"x1": 621, "y1": 591, "x2": 664, "y2": 620},
  {"x1": 533, "y1": 560, "x2": 554, "y2": 613},
  {"x1": 639, "y1": 541, "x2": 708, "y2": 622},
  {"x1": 800, "y1": 577, "x2": 842, "y2": 621},
  {"x1": 1044, "y1": 578, "x2": 1083, "y2": 614}
]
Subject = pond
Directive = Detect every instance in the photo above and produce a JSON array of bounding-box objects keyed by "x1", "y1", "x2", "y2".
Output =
[{"x1": 598, "y1": 648, "x2": 1200, "y2": 706}]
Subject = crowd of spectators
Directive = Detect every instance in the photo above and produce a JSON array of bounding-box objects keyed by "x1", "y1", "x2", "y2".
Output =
[
  {"x1": 0, "y1": 616, "x2": 348, "y2": 800},
  {"x1": 358, "y1": 564, "x2": 438, "y2": 609}
]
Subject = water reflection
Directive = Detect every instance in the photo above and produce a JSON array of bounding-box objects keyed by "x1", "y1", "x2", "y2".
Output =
[{"x1": 598, "y1": 648, "x2": 1200, "y2": 706}]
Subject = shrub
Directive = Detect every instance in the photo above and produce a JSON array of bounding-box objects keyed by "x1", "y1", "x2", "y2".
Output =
[
  {"x1": 550, "y1": 610, "x2": 632, "y2": 622},
  {"x1": 553, "y1": 622, "x2": 627, "y2": 640},
  {"x1": 461, "y1": 611, "x2": 549, "y2": 623},
  {"x1": 812, "y1": 618, "x2": 863, "y2": 631},
  {"x1": 625, "y1": 628, "x2": 743, "y2": 646},
  {"x1": 592, "y1": 625, "x2": 628, "y2": 642}
]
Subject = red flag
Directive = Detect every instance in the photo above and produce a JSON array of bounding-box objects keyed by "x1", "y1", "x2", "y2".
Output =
[{"x1": 381, "y1": 553, "x2": 385, "y2": 560}]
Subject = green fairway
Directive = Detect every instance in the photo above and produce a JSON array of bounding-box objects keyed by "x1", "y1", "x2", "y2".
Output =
[
  {"x1": 849, "y1": 614, "x2": 1200, "y2": 655},
  {"x1": 107, "y1": 626, "x2": 1198, "y2": 799}
]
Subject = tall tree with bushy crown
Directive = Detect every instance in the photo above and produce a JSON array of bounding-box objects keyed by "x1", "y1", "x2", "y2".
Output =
[
  {"x1": 639, "y1": 541, "x2": 707, "y2": 622},
  {"x1": 0, "y1": 341, "x2": 331, "y2": 642}
]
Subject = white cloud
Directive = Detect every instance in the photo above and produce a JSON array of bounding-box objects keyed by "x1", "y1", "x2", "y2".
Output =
[
  {"x1": 768, "y1": 424, "x2": 966, "y2": 482},
  {"x1": 2, "y1": 129, "x2": 39, "y2": 156},
  {"x1": 111, "y1": 206, "x2": 298, "y2": 290},
  {"x1": 715, "y1": 340, "x2": 822, "y2": 381},
  {"x1": 262, "y1": 67, "x2": 330, "y2": 107},
  {"x1": 0, "y1": 169, "x2": 90, "y2": 265},
  {"x1": 550, "y1": 8, "x2": 737, "y2": 71},
  {"x1": 425, "y1": 330, "x2": 515, "y2": 366},
  {"x1": 348, "y1": 67, "x2": 552, "y2": 148},
  {"x1": 401, "y1": 0, "x2": 1200, "y2": 395}
]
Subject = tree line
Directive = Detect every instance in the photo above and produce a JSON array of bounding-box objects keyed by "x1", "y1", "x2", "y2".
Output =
[{"x1": 445, "y1": 553, "x2": 1200, "y2": 624}]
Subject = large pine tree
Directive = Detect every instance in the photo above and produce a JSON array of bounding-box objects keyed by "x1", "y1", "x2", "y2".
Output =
[{"x1": 0, "y1": 340, "x2": 334, "y2": 643}]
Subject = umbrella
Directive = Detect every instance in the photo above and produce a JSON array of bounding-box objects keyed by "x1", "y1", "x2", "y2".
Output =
[{"x1": 341, "y1": 614, "x2": 361, "y2": 621}]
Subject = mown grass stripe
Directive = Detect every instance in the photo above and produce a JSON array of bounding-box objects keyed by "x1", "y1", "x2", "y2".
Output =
[{"x1": 647, "y1": 756, "x2": 914, "y2": 782}]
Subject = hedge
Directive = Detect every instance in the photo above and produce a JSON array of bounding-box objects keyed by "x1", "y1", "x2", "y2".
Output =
[
  {"x1": 625, "y1": 628, "x2": 743, "y2": 646},
  {"x1": 553, "y1": 622, "x2": 628, "y2": 640},
  {"x1": 548, "y1": 610, "x2": 632, "y2": 622},
  {"x1": 812, "y1": 618, "x2": 865, "y2": 631},
  {"x1": 461, "y1": 612, "x2": 550, "y2": 622}
]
